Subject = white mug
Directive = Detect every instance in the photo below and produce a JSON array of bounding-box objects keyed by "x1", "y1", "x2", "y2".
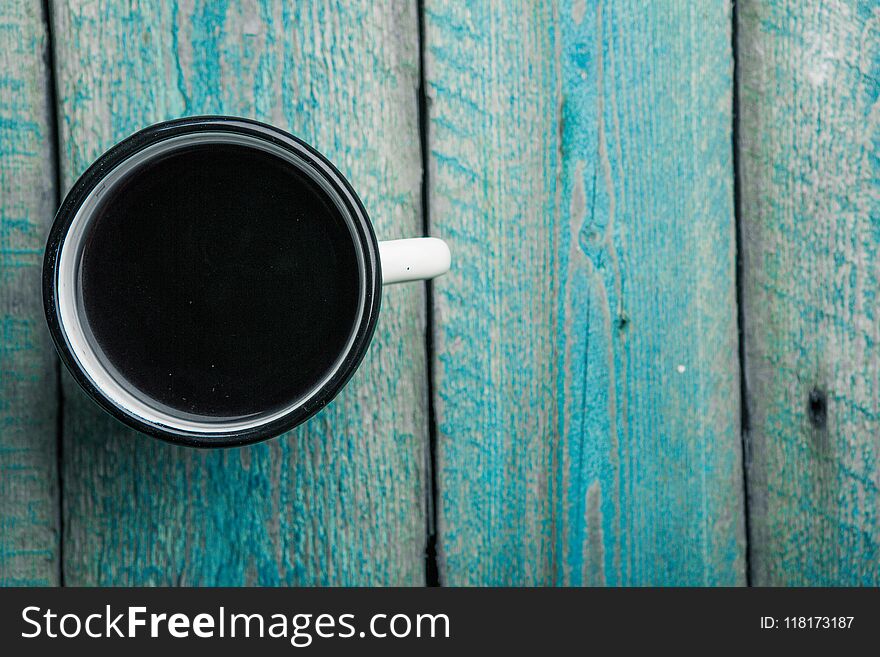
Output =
[{"x1": 43, "y1": 116, "x2": 450, "y2": 447}]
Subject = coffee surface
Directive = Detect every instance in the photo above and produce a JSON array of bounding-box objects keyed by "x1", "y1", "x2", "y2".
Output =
[{"x1": 80, "y1": 141, "x2": 361, "y2": 421}]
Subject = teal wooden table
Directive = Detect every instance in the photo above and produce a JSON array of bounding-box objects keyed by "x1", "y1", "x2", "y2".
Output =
[{"x1": 0, "y1": 0, "x2": 877, "y2": 586}]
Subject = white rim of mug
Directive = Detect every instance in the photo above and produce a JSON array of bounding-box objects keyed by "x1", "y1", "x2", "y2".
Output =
[{"x1": 55, "y1": 131, "x2": 367, "y2": 434}]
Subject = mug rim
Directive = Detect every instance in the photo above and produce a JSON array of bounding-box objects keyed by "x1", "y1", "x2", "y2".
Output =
[{"x1": 43, "y1": 116, "x2": 383, "y2": 448}]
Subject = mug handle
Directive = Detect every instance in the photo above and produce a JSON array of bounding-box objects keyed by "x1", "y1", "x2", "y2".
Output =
[{"x1": 378, "y1": 237, "x2": 451, "y2": 285}]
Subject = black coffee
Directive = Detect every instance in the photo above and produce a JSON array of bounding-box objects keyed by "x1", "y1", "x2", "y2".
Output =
[{"x1": 79, "y1": 141, "x2": 361, "y2": 421}]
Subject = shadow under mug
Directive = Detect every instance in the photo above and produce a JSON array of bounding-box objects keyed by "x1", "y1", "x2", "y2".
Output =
[{"x1": 43, "y1": 116, "x2": 450, "y2": 448}]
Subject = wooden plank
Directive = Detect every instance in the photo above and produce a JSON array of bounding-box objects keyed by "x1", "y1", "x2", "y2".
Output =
[
  {"x1": 738, "y1": 0, "x2": 880, "y2": 585},
  {"x1": 52, "y1": 0, "x2": 428, "y2": 585},
  {"x1": 0, "y1": 2, "x2": 59, "y2": 586},
  {"x1": 426, "y1": 1, "x2": 745, "y2": 584}
]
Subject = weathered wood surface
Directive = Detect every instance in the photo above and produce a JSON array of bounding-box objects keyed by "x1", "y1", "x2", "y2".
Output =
[
  {"x1": 51, "y1": 0, "x2": 428, "y2": 585},
  {"x1": 0, "y1": 2, "x2": 58, "y2": 586},
  {"x1": 739, "y1": 0, "x2": 880, "y2": 585},
  {"x1": 6, "y1": 0, "x2": 878, "y2": 589},
  {"x1": 425, "y1": 1, "x2": 746, "y2": 585}
]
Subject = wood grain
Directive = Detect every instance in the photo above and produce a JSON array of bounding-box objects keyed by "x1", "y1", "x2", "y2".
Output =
[
  {"x1": 51, "y1": 0, "x2": 428, "y2": 585},
  {"x1": 0, "y1": 1, "x2": 59, "y2": 586},
  {"x1": 425, "y1": 0, "x2": 745, "y2": 585},
  {"x1": 738, "y1": 0, "x2": 880, "y2": 585}
]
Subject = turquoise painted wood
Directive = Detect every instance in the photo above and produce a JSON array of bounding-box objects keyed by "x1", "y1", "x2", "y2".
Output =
[
  {"x1": 738, "y1": 0, "x2": 880, "y2": 585},
  {"x1": 4, "y1": 0, "x2": 879, "y2": 589},
  {"x1": 0, "y1": 2, "x2": 59, "y2": 586},
  {"x1": 51, "y1": 0, "x2": 429, "y2": 585},
  {"x1": 425, "y1": 1, "x2": 746, "y2": 585}
]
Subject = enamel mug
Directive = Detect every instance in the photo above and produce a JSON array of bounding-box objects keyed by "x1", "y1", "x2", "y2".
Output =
[{"x1": 43, "y1": 116, "x2": 450, "y2": 447}]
